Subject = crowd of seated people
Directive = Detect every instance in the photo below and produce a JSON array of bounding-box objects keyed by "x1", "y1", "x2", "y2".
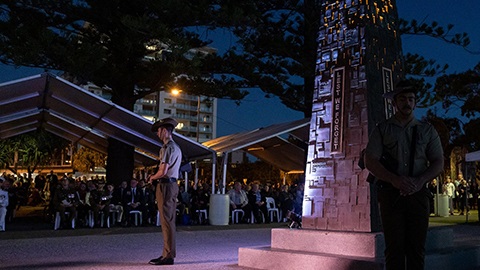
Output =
[
  {"x1": 1, "y1": 171, "x2": 306, "y2": 229},
  {"x1": 227, "y1": 181, "x2": 304, "y2": 224}
]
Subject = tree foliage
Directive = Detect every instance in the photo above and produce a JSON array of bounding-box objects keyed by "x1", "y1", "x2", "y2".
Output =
[
  {"x1": 215, "y1": 1, "x2": 478, "y2": 118},
  {"x1": 0, "y1": 0, "x2": 250, "y2": 184},
  {"x1": 72, "y1": 147, "x2": 106, "y2": 173},
  {"x1": 0, "y1": 129, "x2": 70, "y2": 176},
  {"x1": 427, "y1": 63, "x2": 480, "y2": 152},
  {"x1": 1, "y1": 1, "x2": 479, "y2": 177},
  {"x1": 227, "y1": 160, "x2": 280, "y2": 185},
  {"x1": 396, "y1": 20, "x2": 479, "y2": 153},
  {"x1": 0, "y1": 0, "x2": 248, "y2": 105},
  {"x1": 217, "y1": 0, "x2": 320, "y2": 116}
]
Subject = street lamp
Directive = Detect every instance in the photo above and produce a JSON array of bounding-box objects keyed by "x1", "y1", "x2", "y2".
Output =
[
  {"x1": 171, "y1": 88, "x2": 181, "y2": 96},
  {"x1": 170, "y1": 88, "x2": 201, "y2": 142}
]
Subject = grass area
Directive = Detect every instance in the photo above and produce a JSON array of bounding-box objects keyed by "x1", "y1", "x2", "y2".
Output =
[{"x1": 429, "y1": 209, "x2": 479, "y2": 226}]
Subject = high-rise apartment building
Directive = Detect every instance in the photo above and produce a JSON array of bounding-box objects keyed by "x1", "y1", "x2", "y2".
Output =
[
  {"x1": 84, "y1": 83, "x2": 217, "y2": 143},
  {"x1": 156, "y1": 91, "x2": 217, "y2": 143},
  {"x1": 80, "y1": 45, "x2": 218, "y2": 143}
]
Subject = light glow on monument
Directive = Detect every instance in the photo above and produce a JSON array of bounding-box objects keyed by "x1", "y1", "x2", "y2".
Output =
[{"x1": 304, "y1": 0, "x2": 403, "y2": 232}]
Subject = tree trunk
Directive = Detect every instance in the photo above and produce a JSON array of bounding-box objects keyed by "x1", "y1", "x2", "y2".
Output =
[
  {"x1": 106, "y1": 81, "x2": 136, "y2": 187},
  {"x1": 106, "y1": 138, "x2": 135, "y2": 187},
  {"x1": 302, "y1": 0, "x2": 321, "y2": 118}
]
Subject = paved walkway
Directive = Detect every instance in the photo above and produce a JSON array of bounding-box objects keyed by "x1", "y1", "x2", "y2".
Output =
[
  {"x1": 0, "y1": 206, "x2": 479, "y2": 269},
  {"x1": 1, "y1": 227, "x2": 267, "y2": 269}
]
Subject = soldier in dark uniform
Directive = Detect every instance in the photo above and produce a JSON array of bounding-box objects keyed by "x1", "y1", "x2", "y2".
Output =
[
  {"x1": 89, "y1": 180, "x2": 111, "y2": 227},
  {"x1": 53, "y1": 177, "x2": 78, "y2": 229}
]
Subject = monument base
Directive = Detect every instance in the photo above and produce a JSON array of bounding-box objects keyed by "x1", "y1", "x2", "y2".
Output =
[{"x1": 238, "y1": 227, "x2": 480, "y2": 270}]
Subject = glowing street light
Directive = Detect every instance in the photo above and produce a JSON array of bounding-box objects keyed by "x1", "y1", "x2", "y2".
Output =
[
  {"x1": 171, "y1": 88, "x2": 181, "y2": 96},
  {"x1": 169, "y1": 88, "x2": 201, "y2": 142}
]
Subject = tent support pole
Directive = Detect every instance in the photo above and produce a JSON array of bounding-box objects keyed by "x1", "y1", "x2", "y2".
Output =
[
  {"x1": 211, "y1": 154, "x2": 216, "y2": 194},
  {"x1": 222, "y1": 153, "x2": 228, "y2": 194}
]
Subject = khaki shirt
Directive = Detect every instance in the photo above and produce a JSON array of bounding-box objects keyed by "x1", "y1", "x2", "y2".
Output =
[
  {"x1": 366, "y1": 117, "x2": 443, "y2": 178},
  {"x1": 159, "y1": 140, "x2": 182, "y2": 179}
]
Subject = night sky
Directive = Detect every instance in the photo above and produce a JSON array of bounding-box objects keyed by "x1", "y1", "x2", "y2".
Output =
[{"x1": 0, "y1": 1, "x2": 478, "y2": 137}]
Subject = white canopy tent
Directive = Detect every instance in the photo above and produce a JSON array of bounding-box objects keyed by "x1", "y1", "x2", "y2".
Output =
[
  {"x1": 466, "y1": 150, "x2": 480, "y2": 162},
  {"x1": 203, "y1": 118, "x2": 310, "y2": 193},
  {"x1": 0, "y1": 73, "x2": 216, "y2": 184}
]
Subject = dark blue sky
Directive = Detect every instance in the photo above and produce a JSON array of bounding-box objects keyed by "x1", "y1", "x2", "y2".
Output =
[
  {"x1": 216, "y1": 1, "x2": 480, "y2": 135},
  {"x1": 1, "y1": 1, "x2": 479, "y2": 136},
  {"x1": 397, "y1": 0, "x2": 480, "y2": 120}
]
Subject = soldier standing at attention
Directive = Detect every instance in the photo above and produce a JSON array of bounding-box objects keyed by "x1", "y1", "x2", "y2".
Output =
[
  {"x1": 365, "y1": 80, "x2": 443, "y2": 270},
  {"x1": 147, "y1": 118, "x2": 182, "y2": 266}
]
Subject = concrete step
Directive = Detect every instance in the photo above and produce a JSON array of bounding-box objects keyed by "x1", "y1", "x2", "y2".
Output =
[
  {"x1": 239, "y1": 227, "x2": 480, "y2": 270},
  {"x1": 239, "y1": 246, "x2": 384, "y2": 270},
  {"x1": 239, "y1": 245, "x2": 480, "y2": 270}
]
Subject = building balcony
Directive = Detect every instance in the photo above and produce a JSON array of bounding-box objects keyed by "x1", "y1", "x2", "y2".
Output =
[
  {"x1": 178, "y1": 126, "x2": 213, "y2": 133},
  {"x1": 170, "y1": 103, "x2": 213, "y2": 113},
  {"x1": 135, "y1": 109, "x2": 157, "y2": 117},
  {"x1": 172, "y1": 114, "x2": 213, "y2": 123}
]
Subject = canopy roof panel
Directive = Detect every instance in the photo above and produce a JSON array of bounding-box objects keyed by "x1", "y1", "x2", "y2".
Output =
[
  {"x1": 0, "y1": 73, "x2": 215, "y2": 166},
  {"x1": 203, "y1": 118, "x2": 310, "y2": 173},
  {"x1": 466, "y1": 150, "x2": 480, "y2": 162}
]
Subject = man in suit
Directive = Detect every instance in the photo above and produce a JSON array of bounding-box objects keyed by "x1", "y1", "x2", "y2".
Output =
[
  {"x1": 248, "y1": 183, "x2": 268, "y2": 224},
  {"x1": 138, "y1": 179, "x2": 155, "y2": 225},
  {"x1": 122, "y1": 178, "x2": 144, "y2": 226},
  {"x1": 111, "y1": 181, "x2": 127, "y2": 225},
  {"x1": 89, "y1": 180, "x2": 111, "y2": 227}
]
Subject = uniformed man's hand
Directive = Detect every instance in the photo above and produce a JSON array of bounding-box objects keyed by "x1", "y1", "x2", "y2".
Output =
[
  {"x1": 404, "y1": 177, "x2": 424, "y2": 195},
  {"x1": 391, "y1": 176, "x2": 416, "y2": 196},
  {"x1": 399, "y1": 177, "x2": 420, "y2": 196}
]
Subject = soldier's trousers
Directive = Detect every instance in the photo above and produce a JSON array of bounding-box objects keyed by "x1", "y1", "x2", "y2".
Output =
[
  {"x1": 156, "y1": 182, "x2": 179, "y2": 259},
  {"x1": 378, "y1": 187, "x2": 430, "y2": 270}
]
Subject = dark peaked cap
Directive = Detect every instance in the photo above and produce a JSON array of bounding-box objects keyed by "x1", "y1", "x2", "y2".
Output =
[
  {"x1": 151, "y1": 117, "x2": 178, "y2": 132},
  {"x1": 383, "y1": 79, "x2": 417, "y2": 100}
]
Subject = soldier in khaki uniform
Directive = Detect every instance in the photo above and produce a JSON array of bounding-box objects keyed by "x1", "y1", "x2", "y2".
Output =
[
  {"x1": 365, "y1": 80, "x2": 444, "y2": 270},
  {"x1": 148, "y1": 117, "x2": 182, "y2": 266}
]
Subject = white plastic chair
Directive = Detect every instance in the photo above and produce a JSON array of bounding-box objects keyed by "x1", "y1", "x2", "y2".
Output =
[
  {"x1": 250, "y1": 210, "x2": 265, "y2": 224},
  {"x1": 196, "y1": 209, "x2": 208, "y2": 224},
  {"x1": 54, "y1": 211, "x2": 75, "y2": 230},
  {"x1": 129, "y1": 210, "x2": 143, "y2": 226},
  {"x1": 87, "y1": 210, "x2": 95, "y2": 228},
  {"x1": 266, "y1": 197, "x2": 280, "y2": 223},
  {"x1": 100, "y1": 211, "x2": 110, "y2": 228},
  {"x1": 231, "y1": 209, "x2": 245, "y2": 224},
  {"x1": 109, "y1": 208, "x2": 121, "y2": 226}
]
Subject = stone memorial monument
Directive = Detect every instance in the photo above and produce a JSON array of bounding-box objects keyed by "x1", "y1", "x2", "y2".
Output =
[{"x1": 238, "y1": 0, "x2": 480, "y2": 269}]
